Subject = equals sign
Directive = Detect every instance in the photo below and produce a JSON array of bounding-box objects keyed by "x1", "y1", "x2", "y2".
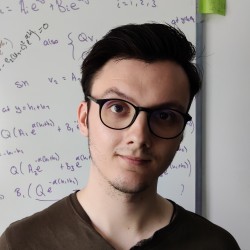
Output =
[{"x1": 62, "y1": 77, "x2": 66, "y2": 80}]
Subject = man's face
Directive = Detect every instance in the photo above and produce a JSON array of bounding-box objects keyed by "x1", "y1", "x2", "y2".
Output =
[{"x1": 78, "y1": 59, "x2": 190, "y2": 194}]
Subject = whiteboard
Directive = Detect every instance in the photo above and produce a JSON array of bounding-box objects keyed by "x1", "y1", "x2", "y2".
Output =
[{"x1": 0, "y1": 0, "x2": 198, "y2": 234}]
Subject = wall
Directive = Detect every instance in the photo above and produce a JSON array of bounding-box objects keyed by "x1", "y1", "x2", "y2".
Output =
[{"x1": 203, "y1": 1, "x2": 250, "y2": 249}]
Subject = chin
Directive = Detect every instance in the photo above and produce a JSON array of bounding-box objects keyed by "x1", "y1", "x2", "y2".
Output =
[{"x1": 109, "y1": 178, "x2": 150, "y2": 194}]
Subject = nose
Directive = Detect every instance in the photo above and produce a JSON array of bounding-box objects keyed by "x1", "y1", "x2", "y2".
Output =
[{"x1": 125, "y1": 111, "x2": 152, "y2": 147}]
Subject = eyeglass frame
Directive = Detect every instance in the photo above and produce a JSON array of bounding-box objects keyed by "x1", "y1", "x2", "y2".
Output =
[{"x1": 87, "y1": 95, "x2": 192, "y2": 139}]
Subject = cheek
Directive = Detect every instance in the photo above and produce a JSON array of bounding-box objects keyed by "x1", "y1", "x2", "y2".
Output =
[
  {"x1": 89, "y1": 115, "x2": 118, "y2": 143},
  {"x1": 88, "y1": 116, "x2": 120, "y2": 157},
  {"x1": 89, "y1": 108, "x2": 122, "y2": 143},
  {"x1": 155, "y1": 139, "x2": 181, "y2": 169},
  {"x1": 88, "y1": 127, "x2": 121, "y2": 176}
]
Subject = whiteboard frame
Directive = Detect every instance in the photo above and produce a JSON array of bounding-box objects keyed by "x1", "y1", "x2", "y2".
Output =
[{"x1": 195, "y1": 5, "x2": 204, "y2": 215}]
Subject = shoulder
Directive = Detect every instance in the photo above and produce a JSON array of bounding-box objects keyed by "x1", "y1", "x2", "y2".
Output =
[
  {"x1": 0, "y1": 194, "x2": 76, "y2": 249},
  {"x1": 9, "y1": 194, "x2": 71, "y2": 229},
  {"x1": 0, "y1": 192, "x2": 113, "y2": 250},
  {"x1": 171, "y1": 202, "x2": 240, "y2": 249}
]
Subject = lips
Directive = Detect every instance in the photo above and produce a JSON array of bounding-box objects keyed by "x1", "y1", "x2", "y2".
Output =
[{"x1": 119, "y1": 155, "x2": 151, "y2": 165}]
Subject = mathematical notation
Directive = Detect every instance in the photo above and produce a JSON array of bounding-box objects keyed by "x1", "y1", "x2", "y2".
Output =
[
  {"x1": 0, "y1": 23, "x2": 49, "y2": 72},
  {"x1": 13, "y1": 178, "x2": 79, "y2": 201},
  {"x1": 67, "y1": 31, "x2": 97, "y2": 61},
  {"x1": 0, "y1": 149, "x2": 90, "y2": 201},
  {"x1": 0, "y1": 118, "x2": 80, "y2": 140},
  {"x1": 163, "y1": 158, "x2": 192, "y2": 177},
  {"x1": 0, "y1": 0, "x2": 91, "y2": 15},
  {"x1": 117, "y1": 0, "x2": 157, "y2": 8}
]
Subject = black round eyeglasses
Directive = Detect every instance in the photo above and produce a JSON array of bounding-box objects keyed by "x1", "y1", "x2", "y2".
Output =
[{"x1": 87, "y1": 96, "x2": 191, "y2": 139}]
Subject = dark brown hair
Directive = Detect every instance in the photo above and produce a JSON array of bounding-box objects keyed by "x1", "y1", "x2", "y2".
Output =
[{"x1": 81, "y1": 23, "x2": 201, "y2": 110}]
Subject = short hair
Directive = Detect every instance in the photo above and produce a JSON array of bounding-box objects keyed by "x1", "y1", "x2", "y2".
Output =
[{"x1": 80, "y1": 23, "x2": 201, "y2": 110}]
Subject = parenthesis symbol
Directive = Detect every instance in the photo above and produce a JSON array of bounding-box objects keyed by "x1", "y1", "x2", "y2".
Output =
[
  {"x1": 13, "y1": 127, "x2": 17, "y2": 138},
  {"x1": 191, "y1": 120, "x2": 194, "y2": 134},
  {"x1": 4, "y1": 38, "x2": 14, "y2": 48},
  {"x1": 187, "y1": 159, "x2": 191, "y2": 176},
  {"x1": 50, "y1": 119, "x2": 55, "y2": 127},
  {"x1": 181, "y1": 184, "x2": 184, "y2": 195},
  {"x1": 74, "y1": 177, "x2": 78, "y2": 186},
  {"x1": 55, "y1": 152, "x2": 60, "y2": 161},
  {"x1": 28, "y1": 183, "x2": 32, "y2": 198},
  {"x1": 20, "y1": 161, "x2": 24, "y2": 175}
]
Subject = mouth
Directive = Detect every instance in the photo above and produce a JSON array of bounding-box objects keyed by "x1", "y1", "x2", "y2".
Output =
[{"x1": 118, "y1": 155, "x2": 151, "y2": 166}]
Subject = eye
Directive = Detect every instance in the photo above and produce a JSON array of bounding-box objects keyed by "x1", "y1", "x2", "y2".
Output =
[
  {"x1": 104, "y1": 100, "x2": 131, "y2": 115},
  {"x1": 159, "y1": 111, "x2": 172, "y2": 120},
  {"x1": 110, "y1": 103, "x2": 124, "y2": 113},
  {"x1": 158, "y1": 110, "x2": 175, "y2": 121},
  {"x1": 152, "y1": 109, "x2": 181, "y2": 124}
]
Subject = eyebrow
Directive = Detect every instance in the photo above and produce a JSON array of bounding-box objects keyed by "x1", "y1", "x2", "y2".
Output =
[
  {"x1": 100, "y1": 87, "x2": 187, "y2": 112},
  {"x1": 100, "y1": 87, "x2": 133, "y2": 101}
]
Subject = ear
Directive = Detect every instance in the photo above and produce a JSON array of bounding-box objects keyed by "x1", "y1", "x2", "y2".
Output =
[{"x1": 77, "y1": 101, "x2": 89, "y2": 137}]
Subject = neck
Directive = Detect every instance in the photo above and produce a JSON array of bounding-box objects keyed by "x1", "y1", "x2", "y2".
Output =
[{"x1": 76, "y1": 165, "x2": 174, "y2": 249}]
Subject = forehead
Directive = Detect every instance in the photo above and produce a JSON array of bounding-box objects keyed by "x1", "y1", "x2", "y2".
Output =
[{"x1": 91, "y1": 59, "x2": 190, "y2": 111}]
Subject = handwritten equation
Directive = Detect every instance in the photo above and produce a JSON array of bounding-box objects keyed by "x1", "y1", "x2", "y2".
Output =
[
  {"x1": 117, "y1": 0, "x2": 157, "y2": 8},
  {"x1": 1, "y1": 148, "x2": 90, "y2": 202},
  {"x1": 0, "y1": 0, "x2": 158, "y2": 16},
  {"x1": 0, "y1": 0, "x2": 91, "y2": 15},
  {"x1": 0, "y1": 23, "x2": 49, "y2": 72}
]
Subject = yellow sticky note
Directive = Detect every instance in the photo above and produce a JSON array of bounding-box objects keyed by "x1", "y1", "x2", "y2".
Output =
[{"x1": 199, "y1": 0, "x2": 226, "y2": 16}]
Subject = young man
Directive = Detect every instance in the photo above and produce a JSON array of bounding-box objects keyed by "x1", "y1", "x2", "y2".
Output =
[{"x1": 0, "y1": 23, "x2": 240, "y2": 249}]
